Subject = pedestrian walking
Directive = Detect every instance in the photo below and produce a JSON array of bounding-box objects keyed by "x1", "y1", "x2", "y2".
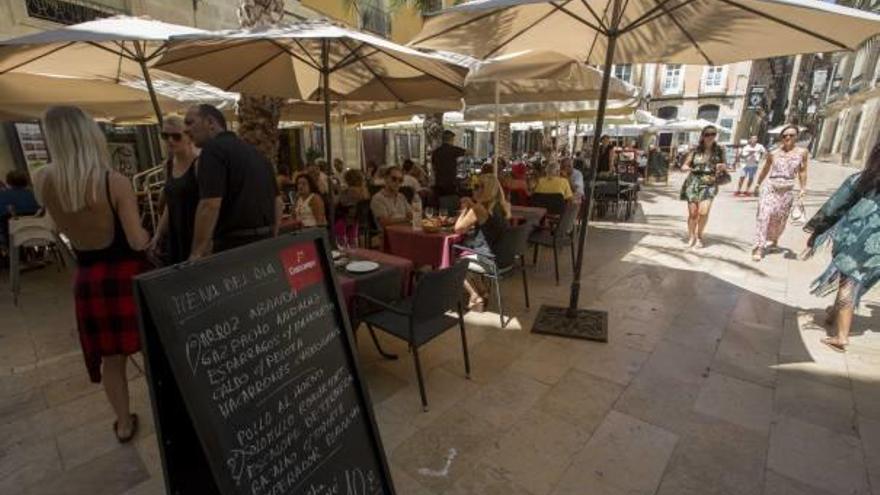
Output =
[
  {"x1": 184, "y1": 104, "x2": 282, "y2": 257},
  {"x1": 680, "y1": 125, "x2": 727, "y2": 249},
  {"x1": 149, "y1": 115, "x2": 200, "y2": 264},
  {"x1": 803, "y1": 142, "x2": 880, "y2": 353},
  {"x1": 752, "y1": 125, "x2": 808, "y2": 261},
  {"x1": 735, "y1": 135, "x2": 766, "y2": 196},
  {"x1": 33, "y1": 106, "x2": 151, "y2": 443}
]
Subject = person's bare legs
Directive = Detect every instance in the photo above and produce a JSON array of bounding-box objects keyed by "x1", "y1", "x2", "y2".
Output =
[
  {"x1": 463, "y1": 278, "x2": 484, "y2": 309},
  {"x1": 823, "y1": 277, "x2": 855, "y2": 351},
  {"x1": 102, "y1": 355, "x2": 133, "y2": 436},
  {"x1": 696, "y1": 199, "x2": 713, "y2": 248},
  {"x1": 686, "y1": 202, "x2": 699, "y2": 246},
  {"x1": 736, "y1": 176, "x2": 746, "y2": 194}
]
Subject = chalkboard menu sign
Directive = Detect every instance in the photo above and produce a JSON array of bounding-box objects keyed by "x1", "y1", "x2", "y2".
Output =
[{"x1": 134, "y1": 231, "x2": 395, "y2": 495}]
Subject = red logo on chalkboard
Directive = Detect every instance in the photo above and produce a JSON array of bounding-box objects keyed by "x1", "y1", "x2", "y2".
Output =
[{"x1": 279, "y1": 242, "x2": 323, "y2": 292}]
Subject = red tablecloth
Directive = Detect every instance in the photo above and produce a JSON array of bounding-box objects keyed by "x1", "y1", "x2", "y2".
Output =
[
  {"x1": 384, "y1": 225, "x2": 463, "y2": 269},
  {"x1": 337, "y1": 249, "x2": 415, "y2": 318}
]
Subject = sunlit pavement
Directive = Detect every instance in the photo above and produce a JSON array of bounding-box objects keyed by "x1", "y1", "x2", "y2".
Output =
[{"x1": 2, "y1": 160, "x2": 879, "y2": 495}]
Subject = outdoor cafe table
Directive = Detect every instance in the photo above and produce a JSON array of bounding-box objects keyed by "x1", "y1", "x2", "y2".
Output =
[
  {"x1": 384, "y1": 224, "x2": 463, "y2": 269},
  {"x1": 336, "y1": 248, "x2": 414, "y2": 317}
]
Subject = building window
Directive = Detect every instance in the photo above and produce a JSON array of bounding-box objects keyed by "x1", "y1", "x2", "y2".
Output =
[
  {"x1": 697, "y1": 104, "x2": 720, "y2": 122},
  {"x1": 613, "y1": 64, "x2": 633, "y2": 83},
  {"x1": 851, "y1": 45, "x2": 869, "y2": 86},
  {"x1": 719, "y1": 118, "x2": 734, "y2": 130},
  {"x1": 360, "y1": 0, "x2": 391, "y2": 38},
  {"x1": 702, "y1": 66, "x2": 725, "y2": 92},
  {"x1": 662, "y1": 64, "x2": 683, "y2": 94},
  {"x1": 657, "y1": 106, "x2": 678, "y2": 120},
  {"x1": 421, "y1": 0, "x2": 444, "y2": 14},
  {"x1": 25, "y1": 0, "x2": 122, "y2": 24}
]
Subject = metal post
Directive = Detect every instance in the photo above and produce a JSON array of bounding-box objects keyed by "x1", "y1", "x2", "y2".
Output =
[
  {"x1": 134, "y1": 42, "x2": 163, "y2": 128},
  {"x1": 494, "y1": 81, "x2": 501, "y2": 175},
  {"x1": 568, "y1": 0, "x2": 621, "y2": 316},
  {"x1": 321, "y1": 39, "x2": 336, "y2": 232}
]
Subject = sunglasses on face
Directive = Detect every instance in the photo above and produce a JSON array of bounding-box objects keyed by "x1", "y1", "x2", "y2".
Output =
[
  {"x1": 783, "y1": 133, "x2": 797, "y2": 138},
  {"x1": 389, "y1": 175, "x2": 403, "y2": 183},
  {"x1": 704, "y1": 132, "x2": 717, "y2": 137},
  {"x1": 161, "y1": 132, "x2": 183, "y2": 142}
]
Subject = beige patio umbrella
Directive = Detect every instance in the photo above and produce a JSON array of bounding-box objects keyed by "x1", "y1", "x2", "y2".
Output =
[
  {"x1": 0, "y1": 73, "x2": 188, "y2": 123},
  {"x1": 0, "y1": 16, "x2": 209, "y2": 125},
  {"x1": 463, "y1": 97, "x2": 638, "y2": 121},
  {"x1": 156, "y1": 20, "x2": 467, "y2": 167},
  {"x1": 413, "y1": 0, "x2": 880, "y2": 337}
]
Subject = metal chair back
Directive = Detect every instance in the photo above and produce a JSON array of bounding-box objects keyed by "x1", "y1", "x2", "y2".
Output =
[
  {"x1": 529, "y1": 192, "x2": 565, "y2": 216},
  {"x1": 493, "y1": 223, "x2": 532, "y2": 270},
  {"x1": 410, "y1": 261, "x2": 468, "y2": 321}
]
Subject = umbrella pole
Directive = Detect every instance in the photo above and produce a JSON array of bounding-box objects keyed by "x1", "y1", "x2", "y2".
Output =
[
  {"x1": 133, "y1": 43, "x2": 163, "y2": 128},
  {"x1": 568, "y1": 26, "x2": 619, "y2": 317},
  {"x1": 494, "y1": 81, "x2": 500, "y2": 176},
  {"x1": 321, "y1": 39, "x2": 336, "y2": 238}
]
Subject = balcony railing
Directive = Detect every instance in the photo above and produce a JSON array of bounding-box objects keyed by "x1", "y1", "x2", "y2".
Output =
[{"x1": 360, "y1": 3, "x2": 391, "y2": 38}]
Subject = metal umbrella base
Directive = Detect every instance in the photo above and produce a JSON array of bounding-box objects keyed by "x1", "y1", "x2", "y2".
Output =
[{"x1": 531, "y1": 304, "x2": 608, "y2": 342}]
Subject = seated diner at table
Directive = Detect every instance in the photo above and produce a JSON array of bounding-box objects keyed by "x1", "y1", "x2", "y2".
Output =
[
  {"x1": 561, "y1": 158, "x2": 585, "y2": 202},
  {"x1": 533, "y1": 161, "x2": 574, "y2": 201},
  {"x1": 335, "y1": 169, "x2": 369, "y2": 246},
  {"x1": 370, "y1": 165, "x2": 411, "y2": 228},
  {"x1": 454, "y1": 174, "x2": 511, "y2": 311},
  {"x1": 293, "y1": 173, "x2": 326, "y2": 227}
]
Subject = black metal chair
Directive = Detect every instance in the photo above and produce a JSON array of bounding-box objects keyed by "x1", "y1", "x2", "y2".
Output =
[
  {"x1": 355, "y1": 199, "x2": 377, "y2": 248},
  {"x1": 453, "y1": 223, "x2": 532, "y2": 328},
  {"x1": 529, "y1": 192, "x2": 566, "y2": 217},
  {"x1": 357, "y1": 262, "x2": 470, "y2": 411},
  {"x1": 529, "y1": 201, "x2": 578, "y2": 285},
  {"x1": 438, "y1": 195, "x2": 460, "y2": 215}
]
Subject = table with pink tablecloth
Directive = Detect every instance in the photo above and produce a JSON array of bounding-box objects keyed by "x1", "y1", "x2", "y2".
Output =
[{"x1": 384, "y1": 225, "x2": 463, "y2": 269}]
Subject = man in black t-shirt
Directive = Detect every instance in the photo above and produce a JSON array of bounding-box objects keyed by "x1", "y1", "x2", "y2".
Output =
[
  {"x1": 430, "y1": 130, "x2": 466, "y2": 197},
  {"x1": 185, "y1": 104, "x2": 282, "y2": 258}
]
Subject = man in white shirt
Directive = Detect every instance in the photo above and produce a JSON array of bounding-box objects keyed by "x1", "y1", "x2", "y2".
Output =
[
  {"x1": 736, "y1": 136, "x2": 766, "y2": 196},
  {"x1": 370, "y1": 166, "x2": 412, "y2": 228}
]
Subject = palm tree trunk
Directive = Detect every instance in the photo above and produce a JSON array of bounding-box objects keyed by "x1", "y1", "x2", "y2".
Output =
[{"x1": 237, "y1": 0, "x2": 285, "y2": 167}]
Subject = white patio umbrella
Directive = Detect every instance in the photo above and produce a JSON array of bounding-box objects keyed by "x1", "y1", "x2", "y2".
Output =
[
  {"x1": 463, "y1": 96, "x2": 639, "y2": 121},
  {"x1": 413, "y1": 0, "x2": 880, "y2": 335},
  {"x1": 0, "y1": 16, "x2": 208, "y2": 125},
  {"x1": 649, "y1": 118, "x2": 718, "y2": 132}
]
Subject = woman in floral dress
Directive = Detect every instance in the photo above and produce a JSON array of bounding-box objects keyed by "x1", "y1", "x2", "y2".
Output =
[
  {"x1": 752, "y1": 125, "x2": 809, "y2": 261},
  {"x1": 804, "y1": 142, "x2": 880, "y2": 352},
  {"x1": 681, "y1": 125, "x2": 727, "y2": 249}
]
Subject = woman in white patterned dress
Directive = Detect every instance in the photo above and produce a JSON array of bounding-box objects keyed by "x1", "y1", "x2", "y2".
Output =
[{"x1": 752, "y1": 125, "x2": 809, "y2": 261}]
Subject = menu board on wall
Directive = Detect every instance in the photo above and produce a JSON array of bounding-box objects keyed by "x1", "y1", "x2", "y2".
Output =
[
  {"x1": 14, "y1": 123, "x2": 49, "y2": 173},
  {"x1": 134, "y1": 231, "x2": 395, "y2": 495}
]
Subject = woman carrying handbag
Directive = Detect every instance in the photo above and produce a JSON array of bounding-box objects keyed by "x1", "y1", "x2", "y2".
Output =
[{"x1": 751, "y1": 125, "x2": 809, "y2": 261}]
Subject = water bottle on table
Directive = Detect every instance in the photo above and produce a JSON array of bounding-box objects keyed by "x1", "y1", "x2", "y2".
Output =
[{"x1": 411, "y1": 194, "x2": 422, "y2": 230}]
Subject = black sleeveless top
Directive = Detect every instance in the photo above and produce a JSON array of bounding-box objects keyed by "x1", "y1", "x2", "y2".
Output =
[
  {"x1": 464, "y1": 203, "x2": 507, "y2": 256},
  {"x1": 74, "y1": 172, "x2": 142, "y2": 266},
  {"x1": 163, "y1": 158, "x2": 199, "y2": 264}
]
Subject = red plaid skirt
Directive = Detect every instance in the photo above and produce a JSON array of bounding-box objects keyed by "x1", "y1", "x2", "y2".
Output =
[{"x1": 74, "y1": 257, "x2": 150, "y2": 383}]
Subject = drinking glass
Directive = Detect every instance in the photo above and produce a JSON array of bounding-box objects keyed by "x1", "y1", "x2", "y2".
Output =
[{"x1": 425, "y1": 206, "x2": 435, "y2": 219}]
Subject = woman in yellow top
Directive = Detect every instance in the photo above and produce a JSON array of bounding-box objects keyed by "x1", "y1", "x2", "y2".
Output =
[{"x1": 533, "y1": 161, "x2": 573, "y2": 200}]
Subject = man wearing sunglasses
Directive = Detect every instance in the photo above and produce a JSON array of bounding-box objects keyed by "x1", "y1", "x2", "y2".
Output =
[
  {"x1": 370, "y1": 166, "x2": 412, "y2": 229},
  {"x1": 736, "y1": 136, "x2": 766, "y2": 196},
  {"x1": 185, "y1": 104, "x2": 282, "y2": 258}
]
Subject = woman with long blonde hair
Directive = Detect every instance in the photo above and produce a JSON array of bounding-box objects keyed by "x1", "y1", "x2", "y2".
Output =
[
  {"x1": 33, "y1": 106, "x2": 150, "y2": 443},
  {"x1": 454, "y1": 174, "x2": 511, "y2": 311}
]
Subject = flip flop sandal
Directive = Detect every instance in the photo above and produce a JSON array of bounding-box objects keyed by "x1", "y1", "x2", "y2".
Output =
[
  {"x1": 820, "y1": 338, "x2": 846, "y2": 353},
  {"x1": 113, "y1": 413, "x2": 139, "y2": 444}
]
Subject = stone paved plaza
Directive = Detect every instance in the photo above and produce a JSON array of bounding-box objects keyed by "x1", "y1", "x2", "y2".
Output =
[{"x1": 2, "y1": 161, "x2": 880, "y2": 495}]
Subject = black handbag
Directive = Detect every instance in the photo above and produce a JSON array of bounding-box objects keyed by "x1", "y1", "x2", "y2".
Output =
[{"x1": 715, "y1": 169, "x2": 732, "y2": 186}]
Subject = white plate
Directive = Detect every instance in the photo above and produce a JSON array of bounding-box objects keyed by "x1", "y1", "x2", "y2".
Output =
[
  {"x1": 331, "y1": 250, "x2": 344, "y2": 259},
  {"x1": 345, "y1": 261, "x2": 380, "y2": 273}
]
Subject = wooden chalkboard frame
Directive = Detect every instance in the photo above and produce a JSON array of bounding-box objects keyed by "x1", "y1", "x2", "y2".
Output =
[{"x1": 134, "y1": 230, "x2": 396, "y2": 495}]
